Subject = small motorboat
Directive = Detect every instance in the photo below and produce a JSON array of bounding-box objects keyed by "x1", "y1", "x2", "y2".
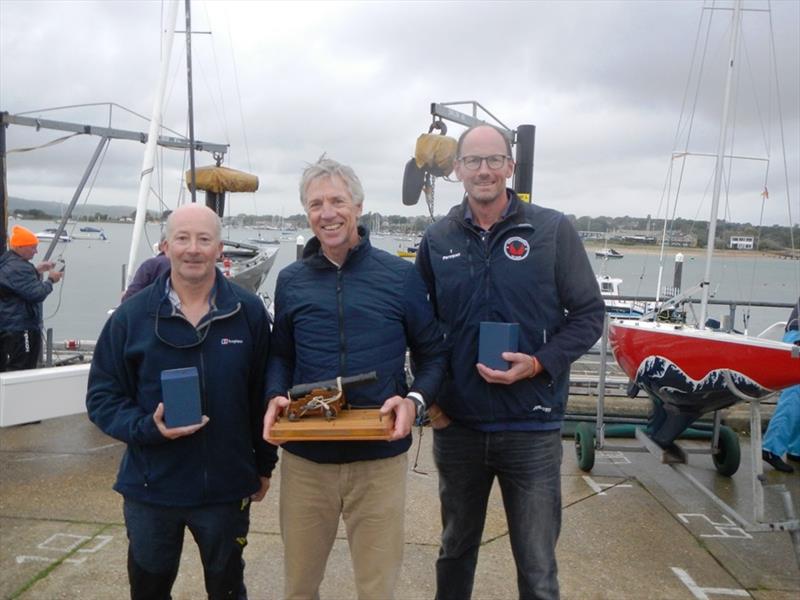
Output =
[
  {"x1": 397, "y1": 245, "x2": 418, "y2": 258},
  {"x1": 595, "y1": 247, "x2": 623, "y2": 259},
  {"x1": 35, "y1": 228, "x2": 72, "y2": 242},
  {"x1": 248, "y1": 236, "x2": 281, "y2": 245},
  {"x1": 596, "y1": 274, "x2": 653, "y2": 320},
  {"x1": 74, "y1": 226, "x2": 108, "y2": 240}
]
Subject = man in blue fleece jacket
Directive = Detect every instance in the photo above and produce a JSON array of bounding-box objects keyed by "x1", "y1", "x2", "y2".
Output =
[
  {"x1": 416, "y1": 124, "x2": 605, "y2": 600},
  {"x1": 263, "y1": 156, "x2": 448, "y2": 600},
  {"x1": 87, "y1": 204, "x2": 275, "y2": 600}
]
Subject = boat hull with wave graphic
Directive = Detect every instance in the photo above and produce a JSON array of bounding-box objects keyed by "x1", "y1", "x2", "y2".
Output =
[
  {"x1": 608, "y1": 319, "x2": 800, "y2": 445},
  {"x1": 609, "y1": 320, "x2": 800, "y2": 395}
]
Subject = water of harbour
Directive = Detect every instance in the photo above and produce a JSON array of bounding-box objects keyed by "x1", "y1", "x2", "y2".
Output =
[{"x1": 10, "y1": 218, "x2": 800, "y2": 342}]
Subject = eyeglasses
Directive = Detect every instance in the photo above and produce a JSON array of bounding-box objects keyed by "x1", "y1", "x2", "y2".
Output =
[{"x1": 458, "y1": 155, "x2": 511, "y2": 171}]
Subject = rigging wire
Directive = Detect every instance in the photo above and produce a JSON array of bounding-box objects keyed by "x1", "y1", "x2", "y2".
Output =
[
  {"x1": 767, "y1": 0, "x2": 799, "y2": 292},
  {"x1": 670, "y1": 1, "x2": 716, "y2": 225},
  {"x1": 42, "y1": 138, "x2": 111, "y2": 322},
  {"x1": 220, "y1": 2, "x2": 259, "y2": 216},
  {"x1": 201, "y1": 1, "x2": 231, "y2": 148},
  {"x1": 649, "y1": 0, "x2": 714, "y2": 301}
]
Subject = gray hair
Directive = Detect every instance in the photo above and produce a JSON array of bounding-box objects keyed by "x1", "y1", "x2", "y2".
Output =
[{"x1": 299, "y1": 155, "x2": 365, "y2": 208}]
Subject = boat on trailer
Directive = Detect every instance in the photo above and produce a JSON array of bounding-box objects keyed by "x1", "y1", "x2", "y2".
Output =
[{"x1": 606, "y1": 0, "x2": 800, "y2": 447}]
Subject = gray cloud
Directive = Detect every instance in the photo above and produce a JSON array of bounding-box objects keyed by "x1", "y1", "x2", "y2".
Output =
[{"x1": 1, "y1": 0, "x2": 797, "y2": 226}]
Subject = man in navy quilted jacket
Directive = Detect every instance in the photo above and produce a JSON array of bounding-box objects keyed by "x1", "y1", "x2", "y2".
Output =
[{"x1": 263, "y1": 156, "x2": 448, "y2": 600}]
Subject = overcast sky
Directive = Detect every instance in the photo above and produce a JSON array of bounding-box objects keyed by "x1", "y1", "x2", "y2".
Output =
[{"x1": 1, "y1": 0, "x2": 798, "y2": 227}]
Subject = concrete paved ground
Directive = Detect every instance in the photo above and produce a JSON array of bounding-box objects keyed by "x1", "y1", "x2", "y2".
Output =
[{"x1": 1, "y1": 414, "x2": 799, "y2": 600}]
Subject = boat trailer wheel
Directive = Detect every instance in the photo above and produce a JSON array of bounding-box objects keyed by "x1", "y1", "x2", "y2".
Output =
[
  {"x1": 574, "y1": 422, "x2": 596, "y2": 472},
  {"x1": 712, "y1": 425, "x2": 741, "y2": 477}
]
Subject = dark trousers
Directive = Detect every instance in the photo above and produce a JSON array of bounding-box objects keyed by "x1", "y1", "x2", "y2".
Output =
[
  {"x1": 123, "y1": 497, "x2": 251, "y2": 600},
  {"x1": 433, "y1": 424, "x2": 563, "y2": 600},
  {"x1": 0, "y1": 329, "x2": 41, "y2": 372}
]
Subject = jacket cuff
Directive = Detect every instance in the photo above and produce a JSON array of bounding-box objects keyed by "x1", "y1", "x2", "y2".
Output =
[
  {"x1": 141, "y1": 415, "x2": 168, "y2": 445},
  {"x1": 406, "y1": 390, "x2": 426, "y2": 408}
]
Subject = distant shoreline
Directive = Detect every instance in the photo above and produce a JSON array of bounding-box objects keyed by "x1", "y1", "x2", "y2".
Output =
[{"x1": 584, "y1": 241, "x2": 796, "y2": 260}]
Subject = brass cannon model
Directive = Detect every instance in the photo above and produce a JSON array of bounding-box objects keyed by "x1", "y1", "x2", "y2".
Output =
[{"x1": 286, "y1": 371, "x2": 378, "y2": 421}]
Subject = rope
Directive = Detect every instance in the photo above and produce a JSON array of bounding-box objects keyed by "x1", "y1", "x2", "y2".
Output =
[{"x1": 7, "y1": 132, "x2": 83, "y2": 154}]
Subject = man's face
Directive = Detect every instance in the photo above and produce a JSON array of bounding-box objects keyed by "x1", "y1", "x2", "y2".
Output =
[
  {"x1": 165, "y1": 206, "x2": 223, "y2": 286},
  {"x1": 304, "y1": 175, "x2": 362, "y2": 259},
  {"x1": 454, "y1": 126, "x2": 514, "y2": 206},
  {"x1": 15, "y1": 245, "x2": 38, "y2": 261}
]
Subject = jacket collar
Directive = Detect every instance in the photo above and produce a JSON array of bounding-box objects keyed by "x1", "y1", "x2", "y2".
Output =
[
  {"x1": 146, "y1": 268, "x2": 242, "y2": 319},
  {"x1": 448, "y1": 189, "x2": 529, "y2": 231},
  {"x1": 145, "y1": 269, "x2": 244, "y2": 349},
  {"x1": 1, "y1": 249, "x2": 29, "y2": 265},
  {"x1": 302, "y1": 225, "x2": 372, "y2": 269}
]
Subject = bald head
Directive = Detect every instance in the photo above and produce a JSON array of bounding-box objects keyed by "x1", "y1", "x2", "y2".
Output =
[
  {"x1": 456, "y1": 124, "x2": 513, "y2": 160},
  {"x1": 453, "y1": 125, "x2": 515, "y2": 207},
  {"x1": 164, "y1": 204, "x2": 224, "y2": 289},
  {"x1": 166, "y1": 204, "x2": 222, "y2": 242}
]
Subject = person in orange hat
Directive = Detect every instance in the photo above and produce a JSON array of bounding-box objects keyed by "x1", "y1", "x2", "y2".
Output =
[{"x1": 0, "y1": 225, "x2": 63, "y2": 371}]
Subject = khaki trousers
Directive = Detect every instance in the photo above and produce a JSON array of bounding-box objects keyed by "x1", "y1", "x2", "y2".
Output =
[{"x1": 279, "y1": 451, "x2": 408, "y2": 600}]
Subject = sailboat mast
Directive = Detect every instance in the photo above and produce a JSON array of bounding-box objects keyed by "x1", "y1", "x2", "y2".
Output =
[
  {"x1": 699, "y1": 0, "x2": 742, "y2": 329},
  {"x1": 125, "y1": 0, "x2": 179, "y2": 286},
  {"x1": 185, "y1": 0, "x2": 197, "y2": 203}
]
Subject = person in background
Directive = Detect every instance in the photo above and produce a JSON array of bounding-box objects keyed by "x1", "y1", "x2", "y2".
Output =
[
  {"x1": 120, "y1": 233, "x2": 170, "y2": 302},
  {"x1": 416, "y1": 124, "x2": 605, "y2": 600},
  {"x1": 762, "y1": 298, "x2": 800, "y2": 473},
  {"x1": 0, "y1": 224, "x2": 63, "y2": 371},
  {"x1": 87, "y1": 204, "x2": 275, "y2": 599},
  {"x1": 263, "y1": 156, "x2": 448, "y2": 600}
]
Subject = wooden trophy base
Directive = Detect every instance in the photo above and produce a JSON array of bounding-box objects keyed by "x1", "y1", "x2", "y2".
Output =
[{"x1": 269, "y1": 408, "x2": 394, "y2": 442}]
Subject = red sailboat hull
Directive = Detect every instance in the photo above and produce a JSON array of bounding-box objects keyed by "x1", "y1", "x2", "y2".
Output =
[{"x1": 608, "y1": 320, "x2": 800, "y2": 394}]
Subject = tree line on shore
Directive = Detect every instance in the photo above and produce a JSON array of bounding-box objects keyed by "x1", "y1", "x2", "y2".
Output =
[{"x1": 12, "y1": 207, "x2": 796, "y2": 251}]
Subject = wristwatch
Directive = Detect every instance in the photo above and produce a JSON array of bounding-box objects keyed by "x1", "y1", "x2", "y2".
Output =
[{"x1": 407, "y1": 391, "x2": 427, "y2": 425}]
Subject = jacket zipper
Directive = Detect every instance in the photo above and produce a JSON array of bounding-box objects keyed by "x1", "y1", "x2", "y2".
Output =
[
  {"x1": 199, "y1": 351, "x2": 209, "y2": 500},
  {"x1": 336, "y1": 269, "x2": 346, "y2": 374}
]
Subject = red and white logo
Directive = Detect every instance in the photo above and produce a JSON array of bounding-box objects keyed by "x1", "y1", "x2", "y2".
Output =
[{"x1": 503, "y1": 236, "x2": 530, "y2": 261}]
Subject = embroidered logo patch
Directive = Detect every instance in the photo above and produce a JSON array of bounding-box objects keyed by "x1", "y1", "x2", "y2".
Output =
[
  {"x1": 503, "y1": 237, "x2": 530, "y2": 261},
  {"x1": 221, "y1": 338, "x2": 244, "y2": 345}
]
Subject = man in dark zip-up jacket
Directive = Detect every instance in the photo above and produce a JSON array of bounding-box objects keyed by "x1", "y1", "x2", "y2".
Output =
[
  {"x1": 416, "y1": 124, "x2": 604, "y2": 600},
  {"x1": 0, "y1": 224, "x2": 63, "y2": 371},
  {"x1": 87, "y1": 204, "x2": 275, "y2": 600},
  {"x1": 263, "y1": 157, "x2": 448, "y2": 600}
]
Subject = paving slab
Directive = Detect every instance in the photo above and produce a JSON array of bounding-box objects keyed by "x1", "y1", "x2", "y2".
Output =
[
  {"x1": 2, "y1": 413, "x2": 800, "y2": 599},
  {"x1": 583, "y1": 437, "x2": 800, "y2": 594},
  {"x1": 558, "y1": 480, "x2": 748, "y2": 599}
]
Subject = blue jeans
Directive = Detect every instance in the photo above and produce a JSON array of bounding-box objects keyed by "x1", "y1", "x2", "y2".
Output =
[
  {"x1": 123, "y1": 497, "x2": 251, "y2": 600},
  {"x1": 433, "y1": 424, "x2": 562, "y2": 600}
]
